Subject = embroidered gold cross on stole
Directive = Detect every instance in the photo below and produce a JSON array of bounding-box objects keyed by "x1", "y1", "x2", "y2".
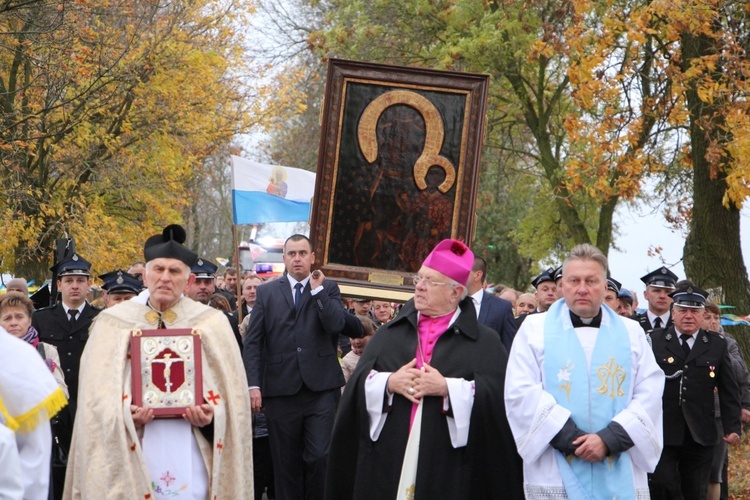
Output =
[{"x1": 597, "y1": 358, "x2": 626, "y2": 398}]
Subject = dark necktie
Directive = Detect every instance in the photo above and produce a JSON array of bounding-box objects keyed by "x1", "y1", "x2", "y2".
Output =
[
  {"x1": 653, "y1": 317, "x2": 662, "y2": 330},
  {"x1": 680, "y1": 334, "x2": 692, "y2": 358},
  {"x1": 294, "y1": 283, "x2": 303, "y2": 312},
  {"x1": 68, "y1": 308, "x2": 78, "y2": 325}
]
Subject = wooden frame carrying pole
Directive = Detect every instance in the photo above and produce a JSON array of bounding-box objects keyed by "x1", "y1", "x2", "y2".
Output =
[{"x1": 233, "y1": 224, "x2": 243, "y2": 323}]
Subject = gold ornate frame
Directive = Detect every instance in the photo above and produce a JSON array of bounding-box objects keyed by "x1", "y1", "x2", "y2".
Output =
[{"x1": 310, "y1": 59, "x2": 489, "y2": 299}]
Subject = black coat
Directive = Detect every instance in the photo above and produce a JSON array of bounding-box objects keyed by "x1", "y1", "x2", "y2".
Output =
[
  {"x1": 224, "y1": 310, "x2": 243, "y2": 351},
  {"x1": 651, "y1": 326, "x2": 741, "y2": 446},
  {"x1": 217, "y1": 288, "x2": 237, "y2": 310},
  {"x1": 326, "y1": 298, "x2": 524, "y2": 500},
  {"x1": 32, "y1": 302, "x2": 100, "y2": 414}
]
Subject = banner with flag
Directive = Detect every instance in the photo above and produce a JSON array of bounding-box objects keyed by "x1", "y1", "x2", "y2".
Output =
[
  {"x1": 231, "y1": 156, "x2": 316, "y2": 224},
  {"x1": 721, "y1": 314, "x2": 750, "y2": 327}
]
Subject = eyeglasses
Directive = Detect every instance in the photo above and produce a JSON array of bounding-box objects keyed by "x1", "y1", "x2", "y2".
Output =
[{"x1": 412, "y1": 276, "x2": 456, "y2": 288}]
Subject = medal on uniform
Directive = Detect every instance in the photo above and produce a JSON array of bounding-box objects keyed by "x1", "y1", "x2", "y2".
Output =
[
  {"x1": 667, "y1": 357, "x2": 674, "y2": 364},
  {"x1": 709, "y1": 366, "x2": 716, "y2": 378}
]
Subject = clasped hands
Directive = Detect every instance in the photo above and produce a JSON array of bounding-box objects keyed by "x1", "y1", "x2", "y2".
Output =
[
  {"x1": 130, "y1": 403, "x2": 214, "y2": 428},
  {"x1": 569, "y1": 430, "x2": 740, "y2": 464},
  {"x1": 570, "y1": 434, "x2": 608, "y2": 463},
  {"x1": 387, "y1": 358, "x2": 448, "y2": 404}
]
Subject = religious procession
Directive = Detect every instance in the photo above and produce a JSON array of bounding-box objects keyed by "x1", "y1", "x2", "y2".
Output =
[
  {"x1": 3, "y1": 1, "x2": 750, "y2": 499},
  {"x1": 3, "y1": 223, "x2": 748, "y2": 500}
]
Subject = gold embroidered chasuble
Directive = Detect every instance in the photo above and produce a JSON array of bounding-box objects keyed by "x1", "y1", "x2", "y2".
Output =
[{"x1": 64, "y1": 297, "x2": 253, "y2": 499}]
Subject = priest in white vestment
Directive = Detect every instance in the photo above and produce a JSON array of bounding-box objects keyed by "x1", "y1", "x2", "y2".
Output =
[
  {"x1": 0, "y1": 328, "x2": 67, "y2": 499},
  {"x1": 64, "y1": 224, "x2": 253, "y2": 499},
  {"x1": 505, "y1": 244, "x2": 664, "y2": 500}
]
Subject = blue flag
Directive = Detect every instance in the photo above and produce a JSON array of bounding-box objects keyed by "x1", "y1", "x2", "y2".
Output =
[{"x1": 231, "y1": 156, "x2": 316, "y2": 224}]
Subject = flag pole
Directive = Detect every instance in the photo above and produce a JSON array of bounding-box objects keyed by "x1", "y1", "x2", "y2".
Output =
[{"x1": 233, "y1": 223, "x2": 243, "y2": 323}]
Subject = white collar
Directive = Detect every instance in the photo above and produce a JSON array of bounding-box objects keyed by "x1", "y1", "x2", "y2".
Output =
[
  {"x1": 288, "y1": 274, "x2": 310, "y2": 292},
  {"x1": 647, "y1": 310, "x2": 670, "y2": 326},
  {"x1": 62, "y1": 302, "x2": 86, "y2": 315}
]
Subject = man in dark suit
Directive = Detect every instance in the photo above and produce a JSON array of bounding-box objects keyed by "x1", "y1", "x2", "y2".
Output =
[
  {"x1": 649, "y1": 285, "x2": 741, "y2": 500},
  {"x1": 466, "y1": 256, "x2": 517, "y2": 352},
  {"x1": 632, "y1": 266, "x2": 678, "y2": 334},
  {"x1": 32, "y1": 253, "x2": 100, "y2": 499},
  {"x1": 243, "y1": 234, "x2": 363, "y2": 499}
]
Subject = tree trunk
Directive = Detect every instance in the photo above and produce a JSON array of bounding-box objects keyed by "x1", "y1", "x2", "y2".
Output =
[
  {"x1": 14, "y1": 243, "x2": 53, "y2": 284},
  {"x1": 681, "y1": 31, "x2": 750, "y2": 356}
]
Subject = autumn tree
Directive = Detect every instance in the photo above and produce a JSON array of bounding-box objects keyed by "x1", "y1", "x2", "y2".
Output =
[
  {"x1": 271, "y1": 0, "x2": 682, "y2": 272},
  {"x1": 636, "y1": 0, "x2": 750, "y2": 345},
  {"x1": 0, "y1": 0, "x2": 262, "y2": 281},
  {"x1": 260, "y1": 0, "x2": 750, "y2": 304}
]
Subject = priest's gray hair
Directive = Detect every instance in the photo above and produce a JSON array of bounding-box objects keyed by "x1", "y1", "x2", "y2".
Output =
[
  {"x1": 563, "y1": 244, "x2": 608, "y2": 276},
  {"x1": 453, "y1": 280, "x2": 469, "y2": 301}
]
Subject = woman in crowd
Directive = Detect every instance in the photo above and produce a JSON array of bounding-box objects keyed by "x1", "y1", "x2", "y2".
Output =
[{"x1": 0, "y1": 293, "x2": 68, "y2": 397}]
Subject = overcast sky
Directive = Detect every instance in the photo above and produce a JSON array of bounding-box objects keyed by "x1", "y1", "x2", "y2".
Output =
[{"x1": 608, "y1": 203, "x2": 750, "y2": 303}]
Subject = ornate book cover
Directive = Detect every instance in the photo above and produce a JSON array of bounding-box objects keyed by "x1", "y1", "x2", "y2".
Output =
[{"x1": 130, "y1": 328, "x2": 204, "y2": 418}]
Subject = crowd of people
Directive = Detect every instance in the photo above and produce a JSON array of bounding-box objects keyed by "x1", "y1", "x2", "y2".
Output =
[{"x1": 0, "y1": 226, "x2": 747, "y2": 500}]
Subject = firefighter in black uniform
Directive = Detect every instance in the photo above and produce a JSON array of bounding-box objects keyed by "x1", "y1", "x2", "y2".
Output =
[
  {"x1": 186, "y1": 257, "x2": 243, "y2": 350},
  {"x1": 32, "y1": 253, "x2": 100, "y2": 498},
  {"x1": 99, "y1": 269, "x2": 142, "y2": 308},
  {"x1": 632, "y1": 266, "x2": 678, "y2": 335},
  {"x1": 649, "y1": 285, "x2": 741, "y2": 500}
]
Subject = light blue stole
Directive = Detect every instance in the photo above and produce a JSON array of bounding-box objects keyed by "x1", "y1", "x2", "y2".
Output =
[{"x1": 543, "y1": 300, "x2": 635, "y2": 500}]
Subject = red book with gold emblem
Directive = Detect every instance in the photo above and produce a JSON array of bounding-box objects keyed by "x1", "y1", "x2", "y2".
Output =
[{"x1": 130, "y1": 328, "x2": 204, "y2": 418}]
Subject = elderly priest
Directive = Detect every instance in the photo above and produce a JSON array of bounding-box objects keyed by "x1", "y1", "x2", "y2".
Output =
[
  {"x1": 326, "y1": 239, "x2": 523, "y2": 499},
  {"x1": 64, "y1": 224, "x2": 253, "y2": 499}
]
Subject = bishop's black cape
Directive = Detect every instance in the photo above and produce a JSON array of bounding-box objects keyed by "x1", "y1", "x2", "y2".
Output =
[{"x1": 326, "y1": 298, "x2": 524, "y2": 499}]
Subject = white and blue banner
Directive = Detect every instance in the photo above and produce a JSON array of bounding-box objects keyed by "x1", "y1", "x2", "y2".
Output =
[{"x1": 231, "y1": 156, "x2": 316, "y2": 224}]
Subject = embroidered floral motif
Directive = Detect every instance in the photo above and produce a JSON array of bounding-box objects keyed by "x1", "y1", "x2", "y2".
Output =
[
  {"x1": 152, "y1": 477, "x2": 189, "y2": 497},
  {"x1": 557, "y1": 360, "x2": 575, "y2": 402}
]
